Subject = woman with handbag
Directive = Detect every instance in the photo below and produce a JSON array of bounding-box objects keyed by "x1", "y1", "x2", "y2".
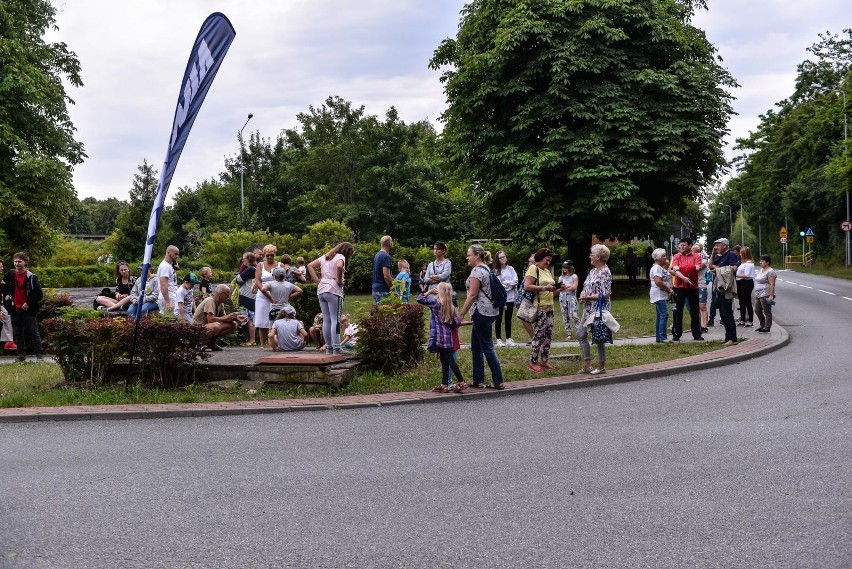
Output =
[
  {"x1": 523, "y1": 248, "x2": 562, "y2": 372},
  {"x1": 577, "y1": 244, "x2": 613, "y2": 375}
]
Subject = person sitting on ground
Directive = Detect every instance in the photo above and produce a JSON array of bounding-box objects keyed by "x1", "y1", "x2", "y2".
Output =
[
  {"x1": 341, "y1": 314, "x2": 358, "y2": 349},
  {"x1": 392, "y1": 259, "x2": 411, "y2": 303},
  {"x1": 309, "y1": 312, "x2": 325, "y2": 351},
  {"x1": 127, "y1": 266, "x2": 160, "y2": 318},
  {"x1": 94, "y1": 261, "x2": 136, "y2": 312},
  {"x1": 198, "y1": 267, "x2": 213, "y2": 298},
  {"x1": 191, "y1": 285, "x2": 246, "y2": 350},
  {"x1": 176, "y1": 272, "x2": 199, "y2": 323},
  {"x1": 269, "y1": 305, "x2": 308, "y2": 352}
]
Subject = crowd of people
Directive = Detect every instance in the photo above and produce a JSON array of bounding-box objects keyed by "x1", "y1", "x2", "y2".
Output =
[{"x1": 1, "y1": 233, "x2": 778, "y2": 381}]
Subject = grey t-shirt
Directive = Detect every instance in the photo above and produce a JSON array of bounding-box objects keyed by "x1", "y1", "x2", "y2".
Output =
[
  {"x1": 272, "y1": 318, "x2": 305, "y2": 351},
  {"x1": 468, "y1": 264, "x2": 499, "y2": 317},
  {"x1": 268, "y1": 280, "x2": 296, "y2": 309}
]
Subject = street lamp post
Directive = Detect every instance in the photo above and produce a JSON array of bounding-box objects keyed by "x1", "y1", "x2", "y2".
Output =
[
  {"x1": 740, "y1": 200, "x2": 745, "y2": 245},
  {"x1": 813, "y1": 85, "x2": 849, "y2": 269},
  {"x1": 720, "y1": 203, "x2": 733, "y2": 238},
  {"x1": 239, "y1": 113, "x2": 254, "y2": 219}
]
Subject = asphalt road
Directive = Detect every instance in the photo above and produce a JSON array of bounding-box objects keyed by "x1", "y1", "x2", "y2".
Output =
[{"x1": 1, "y1": 270, "x2": 850, "y2": 568}]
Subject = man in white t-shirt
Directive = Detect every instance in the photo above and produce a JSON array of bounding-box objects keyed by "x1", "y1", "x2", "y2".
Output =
[{"x1": 157, "y1": 245, "x2": 180, "y2": 314}]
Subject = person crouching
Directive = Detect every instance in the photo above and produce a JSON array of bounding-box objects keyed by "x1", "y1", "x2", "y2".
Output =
[
  {"x1": 191, "y1": 285, "x2": 246, "y2": 351},
  {"x1": 269, "y1": 305, "x2": 308, "y2": 352}
]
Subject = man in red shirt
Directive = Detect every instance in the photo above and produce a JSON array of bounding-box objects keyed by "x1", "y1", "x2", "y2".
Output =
[
  {"x1": 670, "y1": 237, "x2": 704, "y2": 341},
  {"x1": 1, "y1": 252, "x2": 44, "y2": 362}
]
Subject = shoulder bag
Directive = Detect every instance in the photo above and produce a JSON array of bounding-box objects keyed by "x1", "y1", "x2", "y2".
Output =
[{"x1": 516, "y1": 268, "x2": 540, "y2": 323}]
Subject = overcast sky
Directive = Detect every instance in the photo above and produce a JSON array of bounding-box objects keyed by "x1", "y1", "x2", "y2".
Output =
[{"x1": 47, "y1": 0, "x2": 848, "y2": 202}]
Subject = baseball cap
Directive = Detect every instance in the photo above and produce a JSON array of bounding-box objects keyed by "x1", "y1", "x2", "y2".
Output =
[
  {"x1": 562, "y1": 260, "x2": 574, "y2": 268},
  {"x1": 272, "y1": 267, "x2": 286, "y2": 278},
  {"x1": 183, "y1": 272, "x2": 199, "y2": 283},
  {"x1": 282, "y1": 305, "x2": 296, "y2": 317},
  {"x1": 713, "y1": 238, "x2": 730, "y2": 246}
]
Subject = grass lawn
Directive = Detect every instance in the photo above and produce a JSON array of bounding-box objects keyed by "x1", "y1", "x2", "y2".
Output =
[{"x1": 1, "y1": 281, "x2": 728, "y2": 408}]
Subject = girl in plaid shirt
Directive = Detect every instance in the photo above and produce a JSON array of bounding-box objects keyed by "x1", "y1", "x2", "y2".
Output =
[{"x1": 418, "y1": 282, "x2": 468, "y2": 393}]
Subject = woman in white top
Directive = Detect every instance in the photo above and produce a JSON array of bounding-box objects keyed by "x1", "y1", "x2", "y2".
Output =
[
  {"x1": 649, "y1": 248, "x2": 674, "y2": 343},
  {"x1": 308, "y1": 242, "x2": 355, "y2": 354},
  {"x1": 423, "y1": 241, "x2": 452, "y2": 291},
  {"x1": 492, "y1": 250, "x2": 518, "y2": 347},
  {"x1": 254, "y1": 244, "x2": 279, "y2": 346},
  {"x1": 735, "y1": 245, "x2": 756, "y2": 326}
]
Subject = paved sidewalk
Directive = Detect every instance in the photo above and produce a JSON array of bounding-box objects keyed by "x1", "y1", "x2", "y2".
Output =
[{"x1": 0, "y1": 325, "x2": 788, "y2": 423}]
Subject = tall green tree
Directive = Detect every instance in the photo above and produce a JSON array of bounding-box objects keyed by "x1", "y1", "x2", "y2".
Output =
[
  {"x1": 270, "y1": 96, "x2": 454, "y2": 245},
  {"x1": 0, "y1": 0, "x2": 86, "y2": 260},
  {"x1": 729, "y1": 29, "x2": 851, "y2": 259},
  {"x1": 430, "y1": 0, "x2": 735, "y2": 260},
  {"x1": 112, "y1": 160, "x2": 165, "y2": 262}
]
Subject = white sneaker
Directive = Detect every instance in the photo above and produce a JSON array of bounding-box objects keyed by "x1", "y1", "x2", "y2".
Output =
[
  {"x1": 505, "y1": 338, "x2": 516, "y2": 347},
  {"x1": 495, "y1": 339, "x2": 505, "y2": 347}
]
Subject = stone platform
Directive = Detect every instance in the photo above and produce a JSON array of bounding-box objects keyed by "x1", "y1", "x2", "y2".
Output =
[{"x1": 197, "y1": 346, "x2": 360, "y2": 390}]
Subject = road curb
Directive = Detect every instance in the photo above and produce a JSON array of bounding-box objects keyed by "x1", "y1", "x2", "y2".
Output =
[{"x1": 0, "y1": 326, "x2": 790, "y2": 423}]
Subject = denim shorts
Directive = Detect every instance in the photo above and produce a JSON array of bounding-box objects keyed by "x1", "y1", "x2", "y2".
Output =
[{"x1": 698, "y1": 288, "x2": 708, "y2": 304}]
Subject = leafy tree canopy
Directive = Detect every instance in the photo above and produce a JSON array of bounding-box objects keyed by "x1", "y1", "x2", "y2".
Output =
[
  {"x1": 0, "y1": 0, "x2": 86, "y2": 260},
  {"x1": 430, "y1": 0, "x2": 735, "y2": 246}
]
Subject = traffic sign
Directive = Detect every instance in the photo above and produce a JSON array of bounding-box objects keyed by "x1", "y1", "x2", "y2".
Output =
[
  {"x1": 842, "y1": 220, "x2": 852, "y2": 232},
  {"x1": 805, "y1": 226, "x2": 816, "y2": 236},
  {"x1": 806, "y1": 236, "x2": 814, "y2": 244},
  {"x1": 780, "y1": 237, "x2": 787, "y2": 244},
  {"x1": 779, "y1": 227, "x2": 788, "y2": 238}
]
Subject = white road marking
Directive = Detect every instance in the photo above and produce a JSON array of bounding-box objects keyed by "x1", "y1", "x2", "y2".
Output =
[
  {"x1": 785, "y1": 280, "x2": 797, "y2": 285},
  {"x1": 817, "y1": 290, "x2": 836, "y2": 296},
  {"x1": 799, "y1": 285, "x2": 813, "y2": 289},
  {"x1": 843, "y1": 297, "x2": 852, "y2": 302}
]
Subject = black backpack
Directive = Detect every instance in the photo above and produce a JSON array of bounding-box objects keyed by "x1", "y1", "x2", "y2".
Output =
[{"x1": 481, "y1": 268, "x2": 507, "y2": 309}]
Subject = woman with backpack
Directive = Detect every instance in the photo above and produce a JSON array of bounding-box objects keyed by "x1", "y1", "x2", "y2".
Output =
[{"x1": 524, "y1": 248, "x2": 562, "y2": 372}]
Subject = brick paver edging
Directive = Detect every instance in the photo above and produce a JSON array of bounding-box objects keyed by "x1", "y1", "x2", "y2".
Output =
[{"x1": 0, "y1": 326, "x2": 789, "y2": 423}]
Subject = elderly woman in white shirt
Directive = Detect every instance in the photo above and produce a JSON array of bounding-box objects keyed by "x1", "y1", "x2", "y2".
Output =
[{"x1": 649, "y1": 248, "x2": 674, "y2": 343}]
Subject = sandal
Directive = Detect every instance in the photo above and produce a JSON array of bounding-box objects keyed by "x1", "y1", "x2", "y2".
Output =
[
  {"x1": 431, "y1": 385, "x2": 449, "y2": 393},
  {"x1": 454, "y1": 382, "x2": 469, "y2": 392},
  {"x1": 470, "y1": 383, "x2": 486, "y2": 389},
  {"x1": 485, "y1": 382, "x2": 505, "y2": 390},
  {"x1": 528, "y1": 363, "x2": 544, "y2": 373},
  {"x1": 540, "y1": 362, "x2": 556, "y2": 371}
]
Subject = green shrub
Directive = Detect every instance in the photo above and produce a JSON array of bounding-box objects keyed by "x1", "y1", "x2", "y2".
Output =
[
  {"x1": 357, "y1": 297, "x2": 425, "y2": 373},
  {"x1": 48, "y1": 238, "x2": 103, "y2": 267},
  {"x1": 43, "y1": 311, "x2": 210, "y2": 388},
  {"x1": 200, "y1": 230, "x2": 299, "y2": 271},
  {"x1": 37, "y1": 265, "x2": 114, "y2": 288}
]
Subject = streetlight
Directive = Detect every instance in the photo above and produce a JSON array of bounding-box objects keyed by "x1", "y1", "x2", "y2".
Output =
[
  {"x1": 238, "y1": 113, "x2": 254, "y2": 218},
  {"x1": 740, "y1": 200, "x2": 745, "y2": 246},
  {"x1": 719, "y1": 203, "x2": 733, "y2": 238},
  {"x1": 812, "y1": 85, "x2": 849, "y2": 269}
]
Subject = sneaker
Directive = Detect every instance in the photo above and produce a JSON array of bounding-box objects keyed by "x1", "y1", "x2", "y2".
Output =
[
  {"x1": 693, "y1": 336, "x2": 705, "y2": 341},
  {"x1": 495, "y1": 339, "x2": 504, "y2": 347},
  {"x1": 505, "y1": 338, "x2": 516, "y2": 348},
  {"x1": 756, "y1": 328, "x2": 770, "y2": 333},
  {"x1": 744, "y1": 322, "x2": 753, "y2": 327},
  {"x1": 701, "y1": 327, "x2": 709, "y2": 333},
  {"x1": 578, "y1": 367, "x2": 593, "y2": 374},
  {"x1": 590, "y1": 368, "x2": 607, "y2": 375},
  {"x1": 671, "y1": 336, "x2": 681, "y2": 342},
  {"x1": 528, "y1": 363, "x2": 544, "y2": 373},
  {"x1": 656, "y1": 339, "x2": 672, "y2": 344},
  {"x1": 723, "y1": 340, "x2": 738, "y2": 346}
]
